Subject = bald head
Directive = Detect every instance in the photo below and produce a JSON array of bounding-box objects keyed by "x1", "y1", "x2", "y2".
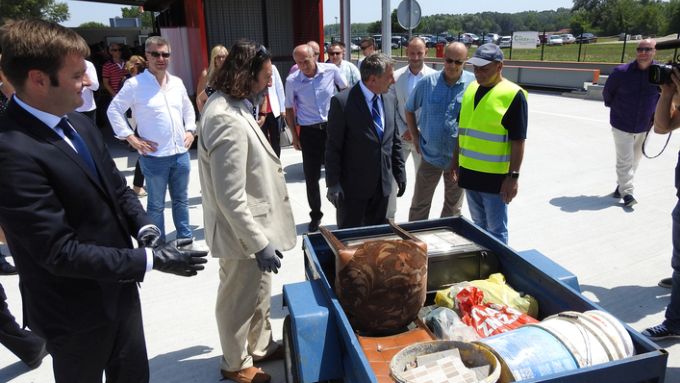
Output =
[
  {"x1": 307, "y1": 41, "x2": 320, "y2": 58},
  {"x1": 636, "y1": 38, "x2": 656, "y2": 70},
  {"x1": 446, "y1": 42, "x2": 467, "y2": 56},
  {"x1": 293, "y1": 44, "x2": 317, "y2": 77}
]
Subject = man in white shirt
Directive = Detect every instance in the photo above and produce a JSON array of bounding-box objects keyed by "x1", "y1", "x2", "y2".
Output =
[
  {"x1": 108, "y1": 36, "x2": 197, "y2": 241},
  {"x1": 386, "y1": 37, "x2": 436, "y2": 219},
  {"x1": 327, "y1": 42, "x2": 360, "y2": 87},
  {"x1": 75, "y1": 59, "x2": 99, "y2": 127}
]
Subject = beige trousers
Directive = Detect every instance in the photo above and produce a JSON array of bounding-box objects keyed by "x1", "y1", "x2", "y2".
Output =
[
  {"x1": 612, "y1": 127, "x2": 646, "y2": 197},
  {"x1": 216, "y1": 258, "x2": 277, "y2": 372},
  {"x1": 408, "y1": 159, "x2": 464, "y2": 221},
  {"x1": 386, "y1": 138, "x2": 422, "y2": 219}
]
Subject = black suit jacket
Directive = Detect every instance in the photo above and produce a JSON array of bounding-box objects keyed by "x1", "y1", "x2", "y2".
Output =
[
  {"x1": 326, "y1": 83, "x2": 406, "y2": 199},
  {"x1": 0, "y1": 99, "x2": 152, "y2": 341}
]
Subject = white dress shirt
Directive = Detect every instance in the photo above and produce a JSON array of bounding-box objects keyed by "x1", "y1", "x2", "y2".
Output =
[
  {"x1": 267, "y1": 64, "x2": 285, "y2": 118},
  {"x1": 76, "y1": 60, "x2": 99, "y2": 113},
  {"x1": 107, "y1": 70, "x2": 196, "y2": 157}
]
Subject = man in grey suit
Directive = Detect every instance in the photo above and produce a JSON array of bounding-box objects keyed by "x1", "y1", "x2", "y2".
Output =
[
  {"x1": 198, "y1": 41, "x2": 297, "y2": 383},
  {"x1": 326, "y1": 53, "x2": 406, "y2": 229},
  {"x1": 386, "y1": 37, "x2": 436, "y2": 219}
]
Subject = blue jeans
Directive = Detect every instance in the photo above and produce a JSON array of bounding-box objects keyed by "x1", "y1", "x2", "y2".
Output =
[
  {"x1": 465, "y1": 190, "x2": 508, "y2": 244},
  {"x1": 664, "y1": 200, "x2": 680, "y2": 330},
  {"x1": 139, "y1": 152, "x2": 192, "y2": 240}
]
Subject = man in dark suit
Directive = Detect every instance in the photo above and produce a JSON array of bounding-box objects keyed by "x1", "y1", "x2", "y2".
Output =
[
  {"x1": 325, "y1": 53, "x2": 406, "y2": 229},
  {"x1": 0, "y1": 20, "x2": 207, "y2": 382}
]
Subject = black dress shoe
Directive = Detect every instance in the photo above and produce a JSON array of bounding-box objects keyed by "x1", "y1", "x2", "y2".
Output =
[
  {"x1": 623, "y1": 194, "x2": 637, "y2": 207},
  {"x1": 308, "y1": 219, "x2": 321, "y2": 232},
  {"x1": 0, "y1": 258, "x2": 17, "y2": 275},
  {"x1": 613, "y1": 186, "x2": 621, "y2": 199}
]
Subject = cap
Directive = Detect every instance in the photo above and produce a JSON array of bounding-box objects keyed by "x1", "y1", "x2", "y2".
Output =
[{"x1": 467, "y1": 43, "x2": 504, "y2": 66}]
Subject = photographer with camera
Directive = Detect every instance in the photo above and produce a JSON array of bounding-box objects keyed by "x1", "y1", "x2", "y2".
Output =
[
  {"x1": 641, "y1": 67, "x2": 680, "y2": 340},
  {"x1": 603, "y1": 39, "x2": 659, "y2": 208}
]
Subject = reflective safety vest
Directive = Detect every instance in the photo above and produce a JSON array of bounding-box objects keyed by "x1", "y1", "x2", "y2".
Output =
[{"x1": 458, "y1": 80, "x2": 527, "y2": 174}]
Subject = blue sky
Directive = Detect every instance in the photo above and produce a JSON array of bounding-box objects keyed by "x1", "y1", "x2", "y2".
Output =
[{"x1": 63, "y1": 0, "x2": 574, "y2": 27}]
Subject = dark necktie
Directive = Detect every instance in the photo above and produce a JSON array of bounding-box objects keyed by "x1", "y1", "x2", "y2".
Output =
[
  {"x1": 57, "y1": 117, "x2": 99, "y2": 177},
  {"x1": 371, "y1": 95, "x2": 383, "y2": 141}
]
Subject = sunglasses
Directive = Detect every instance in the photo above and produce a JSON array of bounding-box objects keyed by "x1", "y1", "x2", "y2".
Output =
[
  {"x1": 329, "y1": 51, "x2": 342, "y2": 56},
  {"x1": 636, "y1": 47, "x2": 654, "y2": 53},
  {"x1": 445, "y1": 58, "x2": 466, "y2": 65},
  {"x1": 147, "y1": 51, "x2": 171, "y2": 58}
]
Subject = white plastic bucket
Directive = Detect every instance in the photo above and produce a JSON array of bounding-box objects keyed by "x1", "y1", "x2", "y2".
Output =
[
  {"x1": 534, "y1": 310, "x2": 634, "y2": 368},
  {"x1": 476, "y1": 326, "x2": 578, "y2": 382}
]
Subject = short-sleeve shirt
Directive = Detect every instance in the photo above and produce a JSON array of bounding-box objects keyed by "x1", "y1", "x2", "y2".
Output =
[
  {"x1": 102, "y1": 60, "x2": 127, "y2": 94},
  {"x1": 458, "y1": 85, "x2": 528, "y2": 194},
  {"x1": 285, "y1": 62, "x2": 347, "y2": 126},
  {"x1": 405, "y1": 70, "x2": 475, "y2": 169}
]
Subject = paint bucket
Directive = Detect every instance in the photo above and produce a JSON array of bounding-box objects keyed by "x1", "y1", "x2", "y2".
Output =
[
  {"x1": 532, "y1": 310, "x2": 634, "y2": 367},
  {"x1": 476, "y1": 325, "x2": 578, "y2": 382},
  {"x1": 390, "y1": 340, "x2": 501, "y2": 383}
]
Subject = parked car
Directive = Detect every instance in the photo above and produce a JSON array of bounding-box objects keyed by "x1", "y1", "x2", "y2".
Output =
[
  {"x1": 576, "y1": 33, "x2": 598, "y2": 43},
  {"x1": 350, "y1": 43, "x2": 359, "y2": 52},
  {"x1": 459, "y1": 33, "x2": 480, "y2": 46},
  {"x1": 499, "y1": 35, "x2": 512, "y2": 48},
  {"x1": 482, "y1": 33, "x2": 500, "y2": 44},
  {"x1": 547, "y1": 35, "x2": 563, "y2": 46},
  {"x1": 561, "y1": 33, "x2": 576, "y2": 44}
]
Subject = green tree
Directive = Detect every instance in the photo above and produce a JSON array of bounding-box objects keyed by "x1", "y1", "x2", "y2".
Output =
[
  {"x1": 78, "y1": 21, "x2": 108, "y2": 29},
  {"x1": 121, "y1": 6, "x2": 153, "y2": 28},
  {"x1": 668, "y1": 0, "x2": 680, "y2": 34},
  {"x1": 0, "y1": 0, "x2": 69, "y2": 24}
]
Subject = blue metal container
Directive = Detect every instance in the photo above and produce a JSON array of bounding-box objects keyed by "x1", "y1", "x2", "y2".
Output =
[{"x1": 282, "y1": 217, "x2": 668, "y2": 382}]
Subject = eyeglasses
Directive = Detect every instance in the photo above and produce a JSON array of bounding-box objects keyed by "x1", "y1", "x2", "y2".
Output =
[
  {"x1": 147, "y1": 51, "x2": 171, "y2": 58},
  {"x1": 636, "y1": 47, "x2": 654, "y2": 53},
  {"x1": 445, "y1": 58, "x2": 466, "y2": 65},
  {"x1": 329, "y1": 51, "x2": 342, "y2": 56}
]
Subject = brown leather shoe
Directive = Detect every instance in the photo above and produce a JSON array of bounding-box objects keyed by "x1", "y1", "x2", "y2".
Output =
[
  {"x1": 220, "y1": 366, "x2": 271, "y2": 383},
  {"x1": 252, "y1": 344, "x2": 285, "y2": 363}
]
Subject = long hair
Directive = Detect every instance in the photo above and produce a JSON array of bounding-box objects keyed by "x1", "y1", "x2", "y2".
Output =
[
  {"x1": 206, "y1": 45, "x2": 228, "y2": 87},
  {"x1": 212, "y1": 40, "x2": 271, "y2": 100}
]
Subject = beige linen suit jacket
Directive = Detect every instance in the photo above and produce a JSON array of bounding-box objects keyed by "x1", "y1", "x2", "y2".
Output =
[
  {"x1": 197, "y1": 92, "x2": 297, "y2": 259},
  {"x1": 389, "y1": 63, "x2": 437, "y2": 136}
]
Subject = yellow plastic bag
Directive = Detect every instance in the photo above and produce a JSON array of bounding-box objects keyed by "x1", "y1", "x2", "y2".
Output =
[{"x1": 434, "y1": 273, "x2": 539, "y2": 318}]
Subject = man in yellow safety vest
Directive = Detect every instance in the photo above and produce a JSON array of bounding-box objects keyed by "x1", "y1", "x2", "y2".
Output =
[{"x1": 452, "y1": 43, "x2": 528, "y2": 244}]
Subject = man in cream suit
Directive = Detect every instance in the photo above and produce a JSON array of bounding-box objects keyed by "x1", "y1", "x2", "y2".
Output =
[
  {"x1": 386, "y1": 37, "x2": 436, "y2": 219},
  {"x1": 198, "y1": 41, "x2": 297, "y2": 383}
]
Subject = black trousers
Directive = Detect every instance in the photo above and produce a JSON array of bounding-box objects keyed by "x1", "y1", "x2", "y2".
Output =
[
  {"x1": 299, "y1": 125, "x2": 327, "y2": 221},
  {"x1": 260, "y1": 113, "x2": 281, "y2": 158},
  {"x1": 0, "y1": 283, "x2": 46, "y2": 366},
  {"x1": 133, "y1": 158, "x2": 144, "y2": 188},
  {"x1": 49, "y1": 292, "x2": 149, "y2": 383},
  {"x1": 337, "y1": 183, "x2": 388, "y2": 229}
]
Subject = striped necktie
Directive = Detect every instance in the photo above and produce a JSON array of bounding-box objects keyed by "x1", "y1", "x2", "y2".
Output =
[{"x1": 371, "y1": 95, "x2": 383, "y2": 141}]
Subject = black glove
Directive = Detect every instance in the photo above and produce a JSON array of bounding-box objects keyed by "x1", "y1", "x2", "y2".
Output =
[
  {"x1": 152, "y1": 238, "x2": 208, "y2": 277},
  {"x1": 397, "y1": 181, "x2": 407, "y2": 197},
  {"x1": 326, "y1": 184, "x2": 344, "y2": 207},
  {"x1": 254, "y1": 243, "x2": 284, "y2": 273},
  {"x1": 137, "y1": 225, "x2": 162, "y2": 248}
]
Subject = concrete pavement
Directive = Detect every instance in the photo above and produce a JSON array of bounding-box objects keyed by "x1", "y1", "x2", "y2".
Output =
[{"x1": 2, "y1": 90, "x2": 680, "y2": 381}]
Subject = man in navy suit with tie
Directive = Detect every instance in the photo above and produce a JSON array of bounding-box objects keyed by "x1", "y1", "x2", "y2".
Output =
[
  {"x1": 325, "y1": 53, "x2": 406, "y2": 229},
  {"x1": 0, "y1": 20, "x2": 207, "y2": 382}
]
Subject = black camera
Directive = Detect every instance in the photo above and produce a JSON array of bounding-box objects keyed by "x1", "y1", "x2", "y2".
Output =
[
  {"x1": 648, "y1": 38, "x2": 680, "y2": 85},
  {"x1": 649, "y1": 63, "x2": 680, "y2": 85}
]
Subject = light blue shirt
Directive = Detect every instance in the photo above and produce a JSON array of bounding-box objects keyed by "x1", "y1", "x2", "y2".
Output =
[
  {"x1": 285, "y1": 62, "x2": 347, "y2": 126},
  {"x1": 359, "y1": 81, "x2": 384, "y2": 132},
  {"x1": 405, "y1": 70, "x2": 475, "y2": 169}
]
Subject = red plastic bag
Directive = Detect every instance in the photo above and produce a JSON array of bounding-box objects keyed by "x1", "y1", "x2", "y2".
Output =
[{"x1": 456, "y1": 286, "x2": 538, "y2": 338}]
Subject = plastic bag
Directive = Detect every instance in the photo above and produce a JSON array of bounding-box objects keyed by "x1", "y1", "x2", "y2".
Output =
[
  {"x1": 456, "y1": 286, "x2": 538, "y2": 338},
  {"x1": 434, "y1": 273, "x2": 538, "y2": 318},
  {"x1": 424, "y1": 307, "x2": 480, "y2": 342}
]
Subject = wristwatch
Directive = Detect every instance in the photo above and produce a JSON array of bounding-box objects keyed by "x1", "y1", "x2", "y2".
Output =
[{"x1": 507, "y1": 171, "x2": 520, "y2": 179}]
